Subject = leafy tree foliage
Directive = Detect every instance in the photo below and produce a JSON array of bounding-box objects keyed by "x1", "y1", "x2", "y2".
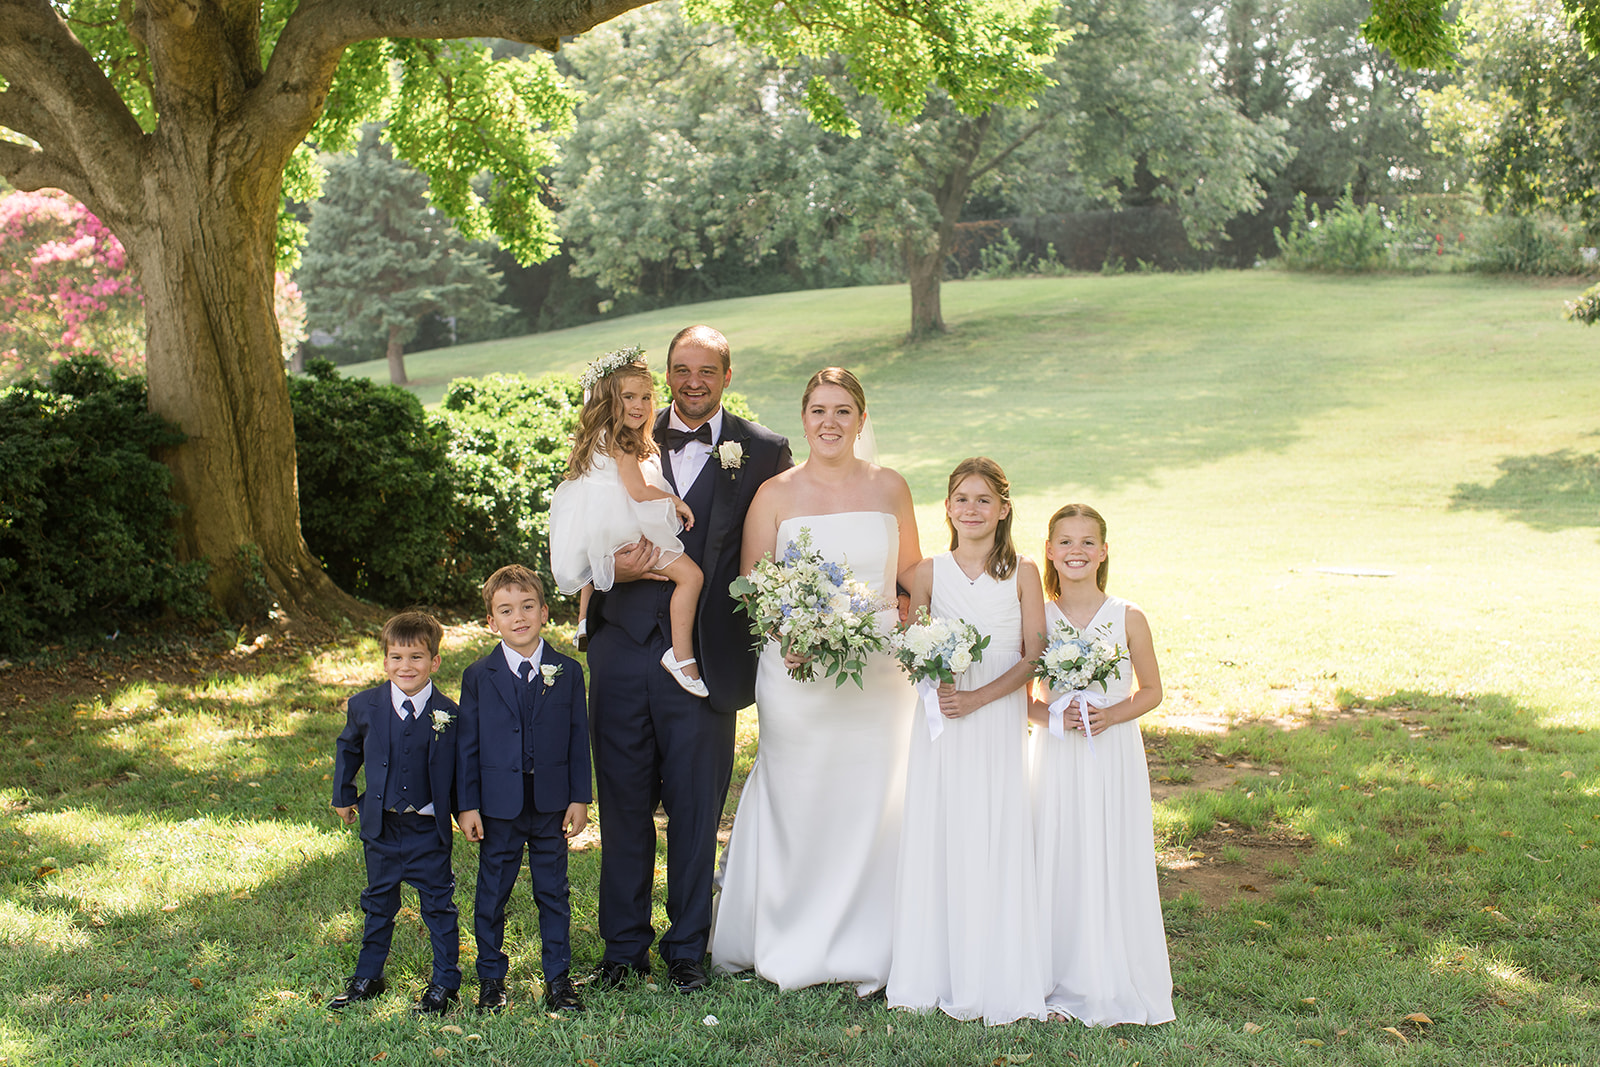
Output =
[
  {"x1": 298, "y1": 128, "x2": 509, "y2": 384},
  {"x1": 1421, "y1": 0, "x2": 1600, "y2": 228}
]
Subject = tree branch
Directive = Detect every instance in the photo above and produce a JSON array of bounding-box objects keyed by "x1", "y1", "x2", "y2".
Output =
[
  {"x1": 971, "y1": 114, "x2": 1053, "y2": 182},
  {"x1": 0, "y1": 0, "x2": 145, "y2": 214},
  {"x1": 0, "y1": 137, "x2": 90, "y2": 199}
]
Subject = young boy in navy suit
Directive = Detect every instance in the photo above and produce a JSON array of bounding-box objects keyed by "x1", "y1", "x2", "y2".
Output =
[
  {"x1": 330, "y1": 611, "x2": 463, "y2": 1015},
  {"x1": 457, "y1": 565, "x2": 591, "y2": 1014}
]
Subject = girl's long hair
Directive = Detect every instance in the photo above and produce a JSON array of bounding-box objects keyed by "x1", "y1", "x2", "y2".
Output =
[
  {"x1": 946, "y1": 457, "x2": 1018, "y2": 581},
  {"x1": 566, "y1": 364, "x2": 657, "y2": 479},
  {"x1": 1043, "y1": 503, "x2": 1109, "y2": 597}
]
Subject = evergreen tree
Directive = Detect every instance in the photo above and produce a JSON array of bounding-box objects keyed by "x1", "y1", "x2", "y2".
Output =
[{"x1": 299, "y1": 128, "x2": 507, "y2": 384}]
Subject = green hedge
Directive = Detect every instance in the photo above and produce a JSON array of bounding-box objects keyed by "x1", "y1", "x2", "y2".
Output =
[{"x1": 0, "y1": 358, "x2": 209, "y2": 652}]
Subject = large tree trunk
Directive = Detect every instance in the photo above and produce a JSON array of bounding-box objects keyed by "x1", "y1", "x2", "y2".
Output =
[
  {"x1": 903, "y1": 110, "x2": 992, "y2": 339},
  {"x1": 386, "y1": 324, "x2": 409, "y2": 385},
  {"x1": 135, "y1": 145, "x2": 364, "y2": 623}
]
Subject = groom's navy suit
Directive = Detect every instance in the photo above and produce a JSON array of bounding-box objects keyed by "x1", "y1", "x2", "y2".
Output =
[
  {"x1": 332, "y1": 683, "x2": 462, "y2": 988},
  {"x1": 457, "y1": 642, "x2": 590, "y2": 981},
  {"x1": 588, "y1": 407, "x2": 791, "y2": 967}
]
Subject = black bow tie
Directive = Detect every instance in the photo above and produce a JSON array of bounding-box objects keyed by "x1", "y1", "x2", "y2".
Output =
[{"x1": 663, "y1": 424, "x2": 713, "y2": 452}]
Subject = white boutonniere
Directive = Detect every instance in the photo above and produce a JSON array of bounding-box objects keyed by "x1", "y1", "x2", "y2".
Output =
[
  {"x1": 717, "y1": 440, "x2": 744, "y2": 470},
  {"x1": 430, "y1": 708, "x2": 452, "y2": 735},
  {"x1": 540, "y1": 663, "x2": 562, "y2": 687}
]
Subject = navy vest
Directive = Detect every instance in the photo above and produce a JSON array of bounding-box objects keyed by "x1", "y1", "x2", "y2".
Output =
[{"x1": 387, "y1": 706, "x2": 432, "y2": 812}]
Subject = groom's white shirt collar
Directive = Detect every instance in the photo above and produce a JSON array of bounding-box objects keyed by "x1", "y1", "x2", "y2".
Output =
[{"x1": 667, "y1": 406, "x2": 723, "y2": 489}]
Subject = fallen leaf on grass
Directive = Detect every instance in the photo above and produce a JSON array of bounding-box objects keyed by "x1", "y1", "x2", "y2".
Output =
[
  {"x1": 1336, "y1": 1028, "x2": 1350, "y2": 1036},
  {"x1": 34, "y1": 865, "x2": 57, "y2": 877},
  {"x1": 230, "y1": 890, "x2": 251, "y2": 901},
  {"x1": 465, "y1": 1035, "x2": 481, "y2": 1043},
  {"x1": 189, "y1": 978, "x2": 204, "y2": 989},
  {"x1": 1403, "y1": 1013, "x2": 1433, "y2": 1025},
  {"x1": 370, "y1": 1055, "x2": 387, "y2": 1063},
  {"x1": 1380, "y1": 1027, "x2": 1409, "y2": 1044},
  {"x1": 992, "y1": 1055, "x2": 1032, "y2": 1065},
  {"x1": 1241, "y1": 1022, "x2": 1264, "y2": 1034},
  {"x1": 1561, "y1": 771, "x2": 1576, "y2": 779},
  {"x1": 440, "y1": 1025, "x2": 463, "y2": 1035},
  {"x1": 431, "y1": 1049, "x2": 449, "y2": 1059},
  {"x1": 1301, "y1": 1039, "x2": 1324, "y2": 1047},
  {"x1": 844, "y1": 1026, "x2": 863, "y2": 1038},
  {"x1": 1252, "y1": 920, "x2": 1270, "y2": 928},
  {"x1": 1239, "y1": 884, "x2": 1259, "y2": 893},
  {"x1": 161, "y1": 902, "x2": 180, "y2": 912},
  {"x1": 1301, "y1": 997, "x2": 1316, "y2": 1005}
]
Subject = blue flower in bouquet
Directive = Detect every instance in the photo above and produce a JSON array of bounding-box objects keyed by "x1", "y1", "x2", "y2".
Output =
[{"x1": 728, "y1": 527, "x2": 890, "y2": 687}]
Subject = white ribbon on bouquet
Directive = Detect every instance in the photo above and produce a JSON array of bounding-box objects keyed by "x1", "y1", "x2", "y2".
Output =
[
  {"x1": 1048, "y1": 689, "x2": 1112, "y2": 757},
  {"x1": 917, "y1": 679, "x2": 944, "y2": 741}
]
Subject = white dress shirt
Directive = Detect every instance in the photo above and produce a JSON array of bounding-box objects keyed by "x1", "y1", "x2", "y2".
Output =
[{"x1": 666, "y1": 407, "x2": 724, "y2": 490}]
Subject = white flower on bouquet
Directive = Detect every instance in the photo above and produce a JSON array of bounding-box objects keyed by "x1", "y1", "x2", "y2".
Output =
[
  {"x1": 888, "y1": 608, "x2": 991, "y2": 687},
  {"x1": 1034, "y1": 618, "x2": 1126, "y2": 699},
  {"x1": 728, "y1": 528, "x2": 891, "y2": 688}
]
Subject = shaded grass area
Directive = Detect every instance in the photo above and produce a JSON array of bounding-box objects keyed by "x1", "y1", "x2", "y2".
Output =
[
  {"x1": 3, "y1": 635, "x2": 1597, "y2": 1065},
  {"x1": 1452, "y1": 447, "x2": 1600, "y2": 534}
]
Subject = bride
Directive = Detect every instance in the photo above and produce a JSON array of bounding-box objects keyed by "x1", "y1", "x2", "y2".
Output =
[{"x1": 710, "y1": 367, "x2": 921, "y2": 994}]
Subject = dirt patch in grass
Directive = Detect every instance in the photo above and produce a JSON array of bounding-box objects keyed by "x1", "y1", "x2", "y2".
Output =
[{"x1": 1157, "y1": 828, "x2": 1313, "y2": 909}]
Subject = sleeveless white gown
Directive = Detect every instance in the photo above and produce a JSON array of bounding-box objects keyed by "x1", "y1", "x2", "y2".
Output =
[
  {"x1": 710, "y1": 512, "x2": 915, "y2": 994},
  {"x1": 887, "y1": 553, "x2": 1048, "y2": 1024},
  {"x1": 1030, "y1": 596, "x2": 1175, "y2": 1025},
  {"x1": 547, "y1": 447, "x2": 683, "y2": 594}
]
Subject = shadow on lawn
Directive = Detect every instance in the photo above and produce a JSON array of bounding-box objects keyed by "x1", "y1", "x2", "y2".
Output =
[
  {"x1": 1450, "y1": 447, "x2": 1600, "y2": 534},
  {"x1": 738, "y1": 299, "x2": 1364, "y2": 500}
]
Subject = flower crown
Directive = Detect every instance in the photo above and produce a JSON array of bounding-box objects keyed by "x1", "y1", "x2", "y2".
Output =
[{"x1": 579, "y1": 345, "x2": 648, "y2": 392}]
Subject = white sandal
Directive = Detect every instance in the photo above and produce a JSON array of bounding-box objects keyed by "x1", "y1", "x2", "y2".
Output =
[{"x1": 661, "y1": 650, "x2": 709, "y2": 698}]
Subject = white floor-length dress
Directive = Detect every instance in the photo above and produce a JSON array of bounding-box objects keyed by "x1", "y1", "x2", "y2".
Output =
[
  {"x1": 887, "y1": 553, "x2": 1048, "y2": 1024},
  {"x1": 1031, "y1": 596, "x2": 1175, "y2": 1026},
  {"x1": 711, "y1": 511, "x2": 915, "y2": 994}
]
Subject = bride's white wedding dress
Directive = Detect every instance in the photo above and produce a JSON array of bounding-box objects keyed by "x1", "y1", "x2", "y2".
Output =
[{"x1": 710, "y1": 511, "x2": 915, "y2": 994}]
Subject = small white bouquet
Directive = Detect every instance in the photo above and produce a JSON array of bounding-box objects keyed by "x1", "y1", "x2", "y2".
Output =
[
  {"x1": 1033, "y1": 618, "x2": 1126, "y2": 750},
  {"x1": 729, "y1": 527, "x2": 890, "y2": 687},
  {"x1": 889, "y1": 609, "x2": 990, "y2": 739}
]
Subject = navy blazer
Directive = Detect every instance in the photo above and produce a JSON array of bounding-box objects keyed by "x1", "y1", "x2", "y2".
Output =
[
  {"x1": 592, "y1": 408, "x2": 792, "y2": 713},
  {"x1": 332, "y1": 682, "x2": 460, "y2": 846},
  {"x1": 457, "y1": 644, "x2": 591, "y2": 819}
]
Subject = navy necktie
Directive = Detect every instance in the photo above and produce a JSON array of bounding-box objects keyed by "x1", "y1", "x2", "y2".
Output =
[
  {"x1": 517, "y1": 661, "x2": 537, "y2": 769},
  {"x1": 401, "y1": 698, "x2": 417, "y2": 719}
]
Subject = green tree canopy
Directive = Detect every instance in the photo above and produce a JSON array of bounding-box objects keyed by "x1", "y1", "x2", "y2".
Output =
[{"x1": 299, "y1": 127, "x2": 509, "y2": 384}]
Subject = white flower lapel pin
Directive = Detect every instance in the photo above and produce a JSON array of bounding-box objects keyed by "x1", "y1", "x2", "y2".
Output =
[
  {"x1": 430, "y1": 708, "x2": 452, "y2": 735},
  {"x1": 540, "y1": 663, "x2": 561, "y2": 687},
  {"x1": 717, "y1": 440, "x2": 744, "y2": 470}
]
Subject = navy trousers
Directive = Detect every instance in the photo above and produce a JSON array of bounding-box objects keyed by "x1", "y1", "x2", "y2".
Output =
[
  {"x1": 356, "y1": 811, "x2": 460, "y2": 988},
  {"x1": 588, "y1": 621, "x2": 737, "y2": 966},
  {"x1": 474, "y1": 775, "x2": 572, "y2": 980}
]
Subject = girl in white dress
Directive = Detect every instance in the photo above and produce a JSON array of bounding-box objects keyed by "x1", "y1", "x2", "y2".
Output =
[
  {"x1": 887, "y1": 457, "x2": 1049, "y2": 1024},
  {"x1": 548, "y1": 347, "x2": 707, "y2": 696},
  {"x1": 1030, "y1": 503, "x2": 1174, "y2": 1026}
]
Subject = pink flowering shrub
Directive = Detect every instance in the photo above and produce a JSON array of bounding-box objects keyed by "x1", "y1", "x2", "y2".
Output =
[
  {"x1": 0, "y1": 190, "x2": 145, "y2": 382},
  {"x1": 0, "y1": 192, "x2": 310, "y2": 381}
]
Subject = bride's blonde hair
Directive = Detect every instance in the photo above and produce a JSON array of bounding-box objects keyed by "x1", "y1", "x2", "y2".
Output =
[{"x1": 801, "y1": 366, "x2": 867, "y2": 413}]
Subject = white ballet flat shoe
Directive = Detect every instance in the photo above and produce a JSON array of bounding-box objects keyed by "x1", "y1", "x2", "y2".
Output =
[{"x1": 661, "y1": 650, "x2": 709, "y2": 698}]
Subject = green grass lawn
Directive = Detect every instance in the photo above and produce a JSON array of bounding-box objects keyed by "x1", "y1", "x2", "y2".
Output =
[{"x1": 5, "y1": 271, "x2": 1600, "y2": 1064}]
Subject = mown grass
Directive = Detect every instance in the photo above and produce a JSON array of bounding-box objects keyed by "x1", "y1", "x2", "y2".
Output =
[{"x1": 6, "y1": 272, "x2": 1600, "y2": 1064}]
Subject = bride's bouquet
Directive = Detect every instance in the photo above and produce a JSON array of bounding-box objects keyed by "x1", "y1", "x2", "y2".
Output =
[
  {"x1": 1033, "y1": 618, "x2": 1126, "y2": 749},
  {"x1": 889, "y1": 609, "x2": 991, "y2": 739},
  {"x1": 729, "y1": 527, "x2": 890, "y2": 687}
]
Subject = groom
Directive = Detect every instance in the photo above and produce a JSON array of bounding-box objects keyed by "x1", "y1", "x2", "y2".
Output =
[{"x1": 586, "y1": 324, "x2": 792, "y2": 992}]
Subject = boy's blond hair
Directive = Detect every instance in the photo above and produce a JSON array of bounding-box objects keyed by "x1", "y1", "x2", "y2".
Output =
[
  {"x1": 380, "y1": 611, "x2": 444, "y2": 656},
  {"x1": 481, "y1": 565, "x2": 546, "y2": 613}
]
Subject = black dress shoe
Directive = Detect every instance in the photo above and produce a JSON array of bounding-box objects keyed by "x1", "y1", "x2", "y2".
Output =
[
  {"x1": 587, "y1": 959, "x2": 648, "y2": 990},
  {"x1": 412, "y1": 983, "x2": 459, "y2": 1015},
  {"x1": 545, "y1": 972, "x2": 584, "y2": 1013},
  {"x1": 476, "y1": 977, "x2": 509, "y2": 1014},
  {"x1": 328, "y1": 975, "x2": 385, "y2": 1011},
  {"x1": 667, "y1": 958, "x2": 709, "y2": 993}
]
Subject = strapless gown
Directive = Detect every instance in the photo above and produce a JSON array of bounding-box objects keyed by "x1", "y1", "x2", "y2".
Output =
[{"x1": 710, "y1": 511, "x2": 915, "y2": 993}]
